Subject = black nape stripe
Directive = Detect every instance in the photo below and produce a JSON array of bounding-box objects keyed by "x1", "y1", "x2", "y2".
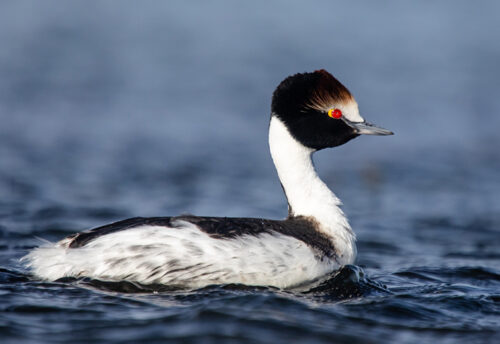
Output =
[{"x1": 67, "y1": 216, "x2": 337, "y2": 260}]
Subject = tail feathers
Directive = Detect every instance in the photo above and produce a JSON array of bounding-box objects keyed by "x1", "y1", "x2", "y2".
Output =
[{"x1": 22, "y1": 243, "x2": 77, "y2": 281}]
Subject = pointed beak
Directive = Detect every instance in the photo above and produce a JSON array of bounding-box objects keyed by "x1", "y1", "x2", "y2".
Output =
[{"x1": 343, "y1": 119, "x2": 394, "y2": 136}]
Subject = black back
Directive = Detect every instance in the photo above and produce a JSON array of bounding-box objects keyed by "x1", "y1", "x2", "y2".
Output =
[{"x1": 67, "y1": 215, "x2": 337, "y2": 260}]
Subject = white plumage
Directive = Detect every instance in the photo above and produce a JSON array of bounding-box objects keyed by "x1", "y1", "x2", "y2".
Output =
[{"x1": 23, "y1": 221, "x2": 335, "y2": 289}]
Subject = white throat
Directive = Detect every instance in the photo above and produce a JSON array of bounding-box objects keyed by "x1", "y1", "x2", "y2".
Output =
[{"x1": 268, "y1": 115, "x2": 356, "y2": 263}]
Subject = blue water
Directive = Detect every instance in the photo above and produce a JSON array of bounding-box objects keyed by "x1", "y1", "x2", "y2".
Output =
[{"x1": 1, "y1": 1, "x2": 499, "y2": 343}]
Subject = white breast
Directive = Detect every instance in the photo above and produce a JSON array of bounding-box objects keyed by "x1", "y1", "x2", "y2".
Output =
[{"x1": 23, "y1": 220, "x2": 338, "y2": 289}]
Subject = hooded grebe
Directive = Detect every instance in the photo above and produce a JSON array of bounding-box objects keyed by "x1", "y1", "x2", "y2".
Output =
[{"x1": 23, "y1": 70, "x2": 392, "y2": 289}]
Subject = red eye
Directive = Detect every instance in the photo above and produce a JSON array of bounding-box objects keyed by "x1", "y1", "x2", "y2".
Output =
[{"x1": 328, "y1": 109, "x2": 342, "y2": 119}]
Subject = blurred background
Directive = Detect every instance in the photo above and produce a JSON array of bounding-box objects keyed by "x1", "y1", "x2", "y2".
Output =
[
  {"x1": 0, "y1": 1, "x2": 499, "y2": 342},
  {"x1": 1, "y1": 1, "x2": 499, "y2": 224}
]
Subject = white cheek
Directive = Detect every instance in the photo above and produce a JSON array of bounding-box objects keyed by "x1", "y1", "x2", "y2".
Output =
[{"x1": 340, "y1": 101, "x2": 364, "y2": 123}]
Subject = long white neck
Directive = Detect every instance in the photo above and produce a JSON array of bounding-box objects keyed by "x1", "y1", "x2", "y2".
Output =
[{"x1": 268, "y1": 116, "x2": 356, "y2": 263}]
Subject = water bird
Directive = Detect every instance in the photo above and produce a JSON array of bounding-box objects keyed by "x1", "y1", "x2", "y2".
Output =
[{"x1": 23, "y1": 70, "x2": 392, "y2": 289}]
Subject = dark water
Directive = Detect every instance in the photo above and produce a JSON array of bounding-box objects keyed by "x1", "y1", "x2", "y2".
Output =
[{"x1": 1, "y1": 1, "x2": 500, "y2": 343}]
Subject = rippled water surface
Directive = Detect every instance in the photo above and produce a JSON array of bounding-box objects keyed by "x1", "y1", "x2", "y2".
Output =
[{"x1": 1, "y1": 1, "x2": 499, "y2": 343}]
